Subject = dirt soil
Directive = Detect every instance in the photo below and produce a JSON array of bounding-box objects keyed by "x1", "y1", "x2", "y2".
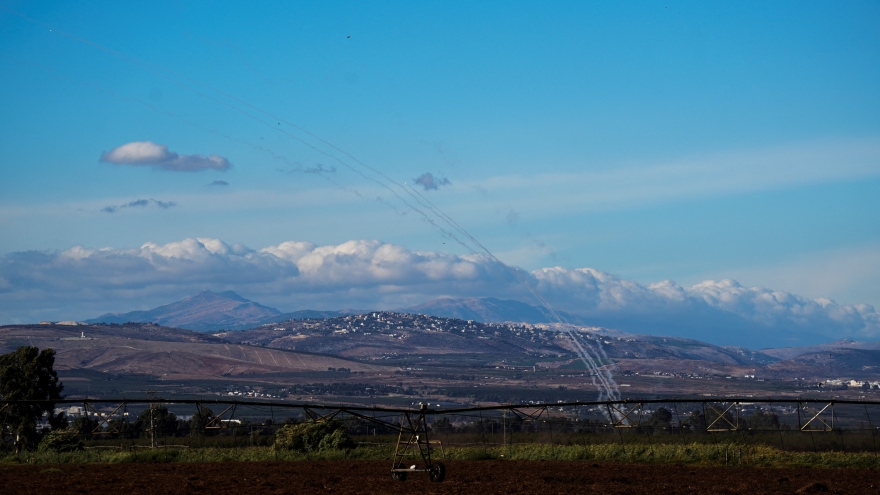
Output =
[{"x1": 2, "y1": 460, "x2": 877, "y2": 494}]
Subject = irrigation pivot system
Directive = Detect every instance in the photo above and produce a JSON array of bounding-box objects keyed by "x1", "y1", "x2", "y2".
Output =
[{"x1": 3, "y1": 397, "x2": 880, "y2": 481}]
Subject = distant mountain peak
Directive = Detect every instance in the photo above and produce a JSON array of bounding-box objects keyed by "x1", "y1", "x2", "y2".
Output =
[
  {"x1": 86, "y1": 290, "x2": 280, "y2": 332},
  {"x1": 186, "y1": 290, "x2": 247, "y2": 301}
]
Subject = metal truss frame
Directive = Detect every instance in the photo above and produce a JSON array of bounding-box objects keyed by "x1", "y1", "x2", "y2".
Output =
[
  {"x1": 506, "y1": 405, "x2": 548, "y2": 427},
  {"x1": 196, "y1": 403, "x2": 237, "y2": 429},
  {"x1": 798, "y1": 401, "x2": 835, "y2": 432},
  {"x1": 83, "y1": 402, "x2": 126, "y2": 435},
  {"x1": 3, "y1": 396, "x2": 876, "y2": 438},
  {"x1": 704, "y1": 402, "x2": 740, "y2": 431},
  {"x1": 606, "y1": 402, "x2": 644, "y2": 427},
  {"x1": 388, "y1": 403, "x2": 445, "y2": 482}
]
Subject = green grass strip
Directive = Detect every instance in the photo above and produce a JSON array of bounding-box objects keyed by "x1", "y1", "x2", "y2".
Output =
[{"x1": 3, "y1": 443, "x2": 879, "y2": 468}]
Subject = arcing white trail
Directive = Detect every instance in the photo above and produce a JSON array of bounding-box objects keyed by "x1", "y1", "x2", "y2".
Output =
[
  {"x1": 405, "y1": 185, "x2": 620, "y2": 401},
  {"x1": 9, "y1": 7, "x2": 619, "y2": 402}
]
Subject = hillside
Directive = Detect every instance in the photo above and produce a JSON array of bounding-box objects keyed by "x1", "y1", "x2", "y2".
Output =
[
  {"x1": 761, "y1": 339, "x2": 880, "y2": 360},
  {"x1": 226, "y1": 312, "x2": 568, "y2": 360},
  {"x1": 766, "y1": 348, "x2": 880, "y2": 376},
  {"x1": 86, "y1": 290, "x2": 282, "y2": 331},
  {"x1": 0, "y1": 323, "x2": 389, "y2": 382},
  {"x1": 227, "y1": 312, "x2": 773, "y2": 368},
  {"x1": 8, "y1": 311, "x2": 878, "y2": 404},
  {"x1": 403, "y1": 297, "x2": 580, "y2": 324}
]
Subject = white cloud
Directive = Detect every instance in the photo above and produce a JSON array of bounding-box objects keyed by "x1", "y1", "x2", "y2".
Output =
[
  {"x1": 100, "y1": 141, "x2": 230, "y2": 172},
  {"x1": 260, "y1": 239, "x2": 486, "y2": 287},
  {"x1": 530, "y1": 268, "x2": 880, "y2": 345},
  {"x1": 1, "y1": 237, "x2": 878, "y2": 347},
  {"x1": 705, "y1": 244, "x2": 880, "y2": 309}
]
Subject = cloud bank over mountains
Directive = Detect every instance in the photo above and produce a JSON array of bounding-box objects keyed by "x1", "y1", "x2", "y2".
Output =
[{"x1": 1, "y1": 238, "x2": 877, "y2": 347}]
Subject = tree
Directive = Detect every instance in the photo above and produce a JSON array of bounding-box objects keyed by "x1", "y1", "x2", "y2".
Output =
[
  {"x1": 106, "y1": 418, "x2": 138, "y2": 439},
  {"x1": 643, "y1": 407, "x2": 673, "y2": 432},
  {"x1": 38, "y1": 428, "x2": 83, "y2": 453},
  {"x1": 0, "y1": 346, "x2": 65, "y2": 452},
  {"x1": 133, "y1": 405, "x2": 178, "y2": 440},
  {"x1": 746, "y1": 409, "x2": 781, "y2": 430},
  {"x1": 685, "y1": 410, "x2": 707, "y2": 431},
  {"x1": 432, "y1": 417, "x2": 452, "y2": 434},
  {"x1": 273, "y1": 420, "x2": 355, "y2": 452},
  {"x1": 70, "y1": 415, "x2": 100, "y2": 439},
  {"x1": 189, "y1": 406, "x2": 216, "y2": 437}
]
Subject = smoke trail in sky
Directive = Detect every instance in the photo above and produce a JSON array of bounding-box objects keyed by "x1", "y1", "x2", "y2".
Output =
[
  {"x1": 7, "y1": 7, "x2": 620, "y2": 402},
  {"x1": 405, "y1": 184, "x2": 620, "y2": 401}
]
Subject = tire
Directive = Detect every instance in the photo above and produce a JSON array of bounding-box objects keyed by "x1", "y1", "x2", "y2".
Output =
[
  {"x1": 392, "y1": 463, "x2": 408, "y2": 482},
  {"x1": 429, "y1": 462, "x2": 446, "y2": 482}
]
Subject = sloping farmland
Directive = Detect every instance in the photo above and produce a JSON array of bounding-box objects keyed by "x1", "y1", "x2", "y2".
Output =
[{"x1": 0, "y1": 324, "x2": 392, "y2": 380}]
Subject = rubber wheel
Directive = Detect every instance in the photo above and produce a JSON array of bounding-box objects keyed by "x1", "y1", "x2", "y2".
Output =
[
  {"x1": 429, "y1": 462, "x2": 446, "y2": 482},
  {"x1": 392, "y1": 463, "x2": 408, "y2": 482}
]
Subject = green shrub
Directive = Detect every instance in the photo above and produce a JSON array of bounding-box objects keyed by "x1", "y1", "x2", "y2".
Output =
[
  {"x1": 273, "y1": 420, "x2": 355, "y2": 453},
  {"x1": 37, "y1": 429, "x2": 83, "y2": 453}
]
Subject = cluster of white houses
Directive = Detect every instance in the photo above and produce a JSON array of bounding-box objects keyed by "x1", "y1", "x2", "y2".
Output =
[{"x1": 823, "y1": 379, "x2": 880, "y2": 389}]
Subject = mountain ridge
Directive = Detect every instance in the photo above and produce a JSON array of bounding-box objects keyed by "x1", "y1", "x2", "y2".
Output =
[
  {"x1": 402, "y1": 296, "x2": 587, "y2": 325},
  {"x1": 85, "y1": 290, "x2": 282, "y2": 331},
  {"x1": 83, "y1": 291, "x2": 879, "y2": 350},
  {"x1": 7, "y1": 310, "x2": 878, "y2": 401}
]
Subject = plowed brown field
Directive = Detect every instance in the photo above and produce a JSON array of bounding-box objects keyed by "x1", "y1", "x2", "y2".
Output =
[{"x1": 2, "y1": 460, "x2": 877, "y2": 494}]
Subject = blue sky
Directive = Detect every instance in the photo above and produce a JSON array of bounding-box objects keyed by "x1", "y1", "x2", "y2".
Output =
[{"x1": 1, "y1": 1, "x2": 879, "y2": 345}]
